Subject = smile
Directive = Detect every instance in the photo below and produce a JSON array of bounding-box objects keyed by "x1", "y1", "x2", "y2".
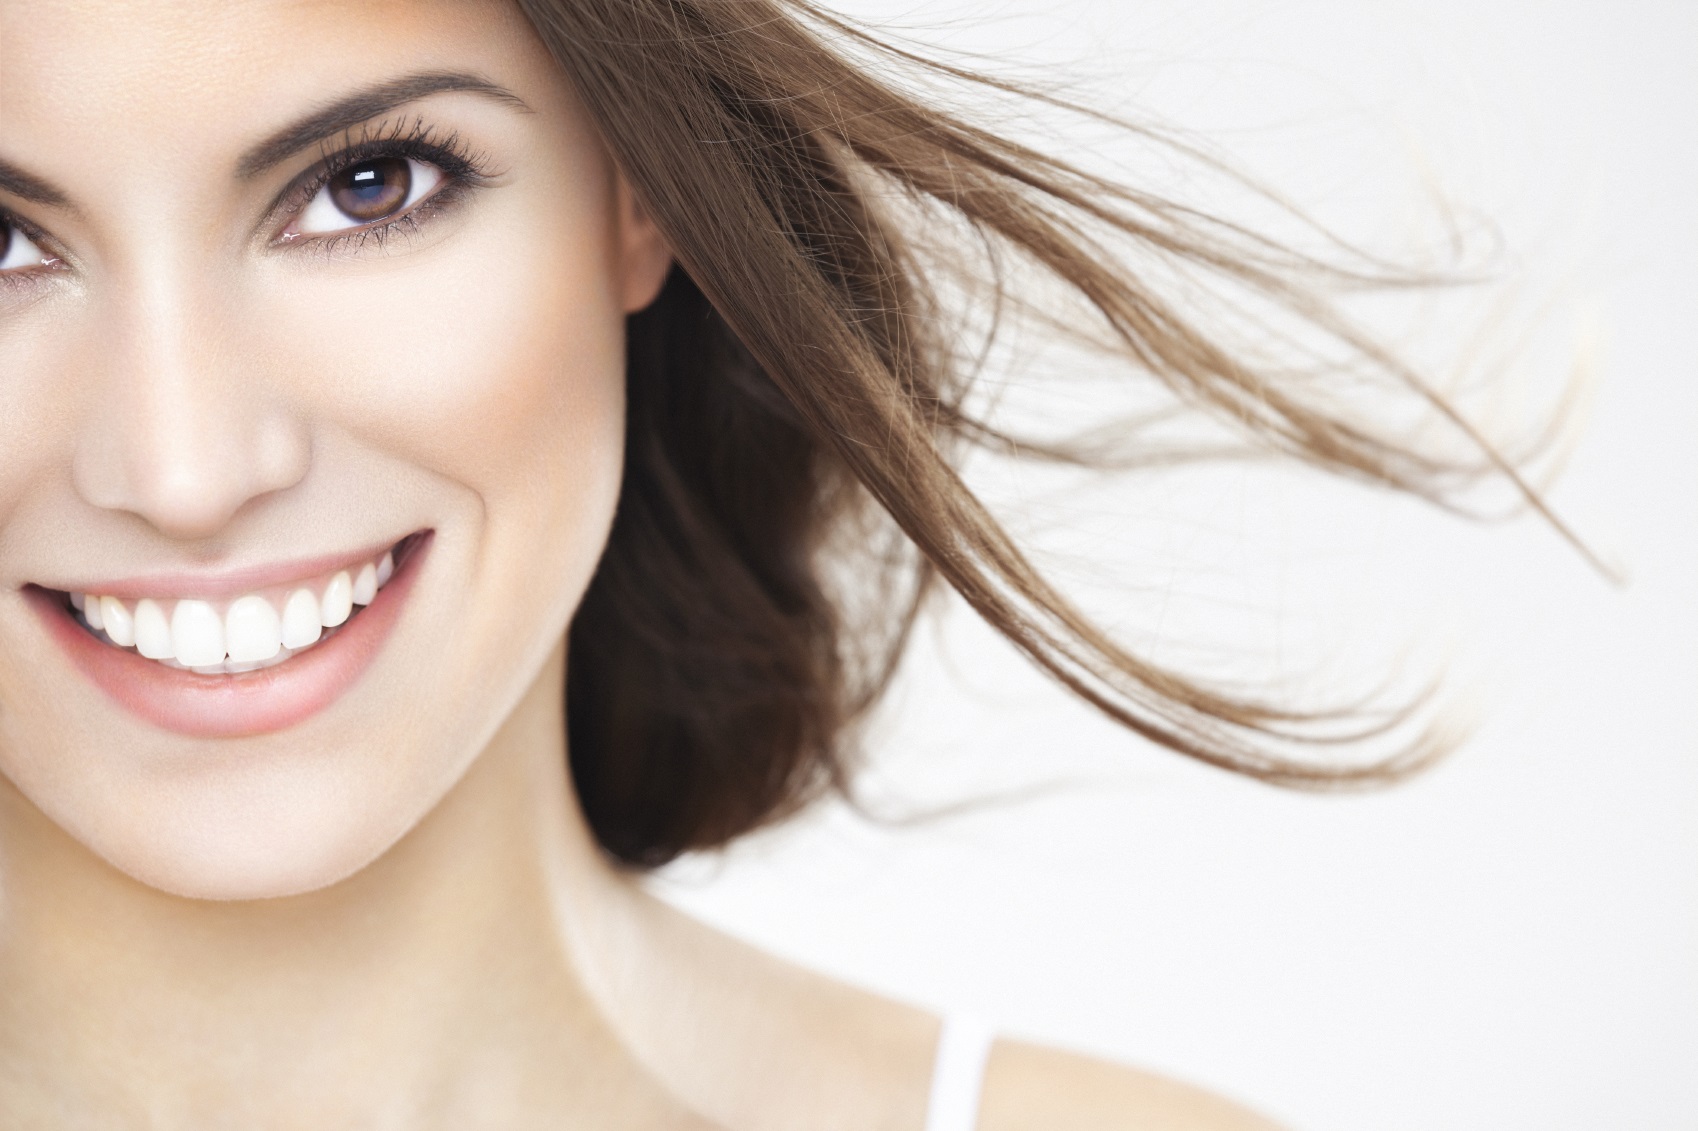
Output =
[
  {"x1": 70, "y1": 546, "x2": 398, "y2": 675},
  {"x1": 28, "y1": 531, "x2": 432, "y2": 738}
]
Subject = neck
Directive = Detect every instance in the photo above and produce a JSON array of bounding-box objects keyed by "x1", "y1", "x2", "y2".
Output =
[{"x1": 0, "y1": 644, "x2": 684, "y2": 1127}]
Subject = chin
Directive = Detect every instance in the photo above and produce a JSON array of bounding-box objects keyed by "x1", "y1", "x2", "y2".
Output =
[
  {"x1": 116, "y1": 844, "x2": 381, "y2": 904},
  {"x1": 55, "y1": 752, "x2": 433, "y2": 903}
]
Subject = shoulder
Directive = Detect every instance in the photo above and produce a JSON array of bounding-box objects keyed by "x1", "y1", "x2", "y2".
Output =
[{"x1": 977, "y1": 1039, "x2": 1290, "y2": 1131}]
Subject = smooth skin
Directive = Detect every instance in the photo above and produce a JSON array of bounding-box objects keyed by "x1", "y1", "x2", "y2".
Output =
[{"x1": 0, "y1": 1, "x2": 1283, "y2": 1126}]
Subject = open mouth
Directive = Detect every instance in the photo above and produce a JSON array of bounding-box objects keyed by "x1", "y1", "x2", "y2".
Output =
[
  {"x1": 54, "y1": 532, "x2": 425, "y2": 676},
  {"x1": 28, "y1": 531, "x2": 432, "y2": 738}
]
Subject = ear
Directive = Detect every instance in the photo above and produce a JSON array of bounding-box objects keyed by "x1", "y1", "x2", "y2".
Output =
[{"x1": 613, "y1": 172, "x2": 673, "y2": 314}]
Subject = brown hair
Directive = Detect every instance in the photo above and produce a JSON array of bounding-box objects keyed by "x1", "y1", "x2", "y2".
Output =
[{"x1": 517, "y1": 0, "x2": 1561, "y2": 866}]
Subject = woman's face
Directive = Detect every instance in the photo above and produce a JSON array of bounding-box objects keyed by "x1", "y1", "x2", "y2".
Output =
[{"x1": 0, "y1": 0, "x2": 669, "y2": 899}]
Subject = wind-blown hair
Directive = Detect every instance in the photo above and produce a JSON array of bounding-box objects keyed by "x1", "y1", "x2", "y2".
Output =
[{"x1": 517, "y1": 0, "x2": 1549, "y2": 866}]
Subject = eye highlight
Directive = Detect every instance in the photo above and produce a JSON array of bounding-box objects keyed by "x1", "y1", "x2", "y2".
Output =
[
  {"x1": 271, "y1": 119, "x2": 494, "y2": 254},
  {"x1": 295, "y1": 157, "x2": 444, "y2": 235}
]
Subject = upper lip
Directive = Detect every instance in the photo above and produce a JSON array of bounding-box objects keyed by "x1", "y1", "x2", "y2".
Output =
[{"x1": 36, "y1": 535, "x2": 413, "y2": 601}]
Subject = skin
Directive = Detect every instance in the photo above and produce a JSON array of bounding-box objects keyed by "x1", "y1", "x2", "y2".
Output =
[{"x1": 0, "y1": 0, "x2": 1285, "y2": 1126}]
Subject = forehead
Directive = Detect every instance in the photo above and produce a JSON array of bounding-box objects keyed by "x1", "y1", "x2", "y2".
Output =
[{"x1": 0, "y1": 0, "x2": 545, "y2": 166}]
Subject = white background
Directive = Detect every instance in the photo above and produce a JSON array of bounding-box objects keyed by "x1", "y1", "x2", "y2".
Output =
[{"x1": 651, "y1": 2, "x2": 1698, "y2": 1128}]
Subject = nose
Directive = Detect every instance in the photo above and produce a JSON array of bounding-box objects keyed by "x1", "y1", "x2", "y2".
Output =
[{"x1": 71, "y1": 276, "x2": 310, "y2": 541}]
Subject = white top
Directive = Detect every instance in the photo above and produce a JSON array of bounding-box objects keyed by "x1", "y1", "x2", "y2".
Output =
[{"x1": 924, "y1": 1015, "x2": 996, "y2": 1131}]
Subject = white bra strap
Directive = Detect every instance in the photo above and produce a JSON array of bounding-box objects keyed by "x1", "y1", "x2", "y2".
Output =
[{"x1": 924, "y1": 1014, "x2": 996, "y2": 1131}]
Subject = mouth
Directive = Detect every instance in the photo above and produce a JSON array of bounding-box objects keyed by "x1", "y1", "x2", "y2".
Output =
[{"x1": 27, "y1": 531, "x2": 431, "y2": 739}]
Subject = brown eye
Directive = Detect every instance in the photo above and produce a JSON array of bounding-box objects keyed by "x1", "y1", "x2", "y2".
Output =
[
  {"x1": 291, "y1": 155, "x2": 445, "y2": 239},
  {"x1": 330, "y1": 158, "x2": 411, "y2": 223}
]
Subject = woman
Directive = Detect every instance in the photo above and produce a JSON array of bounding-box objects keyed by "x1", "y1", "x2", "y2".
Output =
[{"x1": 0, "y1": 0, "x2": 1543, "y2": 1126}]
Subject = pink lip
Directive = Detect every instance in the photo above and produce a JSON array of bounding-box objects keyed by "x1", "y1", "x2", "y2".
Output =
[
  {"x1": 51, "y1": 538, "x2": 406, "y2": 602},
  {"x1": 27, "y1": 532, "x2": 431, "y2": 739}
]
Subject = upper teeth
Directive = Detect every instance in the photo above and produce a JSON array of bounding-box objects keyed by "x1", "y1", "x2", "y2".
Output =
[{"x1": 76, "y1": 549, "x2": 395, "y2": 675}]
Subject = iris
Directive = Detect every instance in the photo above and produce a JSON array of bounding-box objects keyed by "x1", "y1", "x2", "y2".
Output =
[{"x1": 331, "y1": 158, "x2": 410, "y2": 223}]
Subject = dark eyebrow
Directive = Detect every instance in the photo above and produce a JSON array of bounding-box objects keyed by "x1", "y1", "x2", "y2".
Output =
[
  {"x1": 236, "y1": 71, "x2": 530, "y2": 180},
  {"x1": 0, "y1": 155, "x2": 72, "y2": 210}
]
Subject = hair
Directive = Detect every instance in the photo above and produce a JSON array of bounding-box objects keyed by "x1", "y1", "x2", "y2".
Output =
[{"x1": 516, "y1": 0, "x2": 1563, "y2": 867}]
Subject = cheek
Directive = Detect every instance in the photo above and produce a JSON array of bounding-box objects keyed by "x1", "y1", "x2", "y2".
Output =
[
  {"x1": 0, "y1": 182, "x2": 634, "y2": 900},
  {"x1": 250, "y1": 194, "x2": 634, "y2": 766},
  {"x1": 259, "y1": 202, "x2": 629, "y2": 527}
]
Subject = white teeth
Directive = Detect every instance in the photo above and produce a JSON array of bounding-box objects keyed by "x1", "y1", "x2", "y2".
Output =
[
  {"x1": 171, "y1": 599, "x2": 225, "y2": 667},
  {"x1": 321, "y1": 571, "x2": 353, "y2": 628},
  {"x1": 100, "y1": 596, "x2": 136, "y2": 648},
  {"x1": 180, "y1": 647, "x2": 297, "y2": 677},
  {"x1": 352, "y1": 563, "x2": 378, "y2": 606},
  {"x1": 282, "y1": 588, "x2": 323, "y2": 649},
  {"x1": 134, "y1": 599, "x2": 173, "y2": 660},
  {"x1": 225, "y1": 595, "x2": 282, "y2": 663},
  {"x1": 72, "y1": 543, "x2": 400, "y2": 673}
]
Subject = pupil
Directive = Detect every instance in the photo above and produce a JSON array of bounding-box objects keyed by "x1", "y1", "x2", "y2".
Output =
[{"x1": 331, "y1": 158, "x2": 410, "y2": 223}]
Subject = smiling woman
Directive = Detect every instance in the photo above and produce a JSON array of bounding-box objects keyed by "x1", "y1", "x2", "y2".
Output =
[{"x1": 0, "y1": 0, "x2": 1540, "y2": 1128}]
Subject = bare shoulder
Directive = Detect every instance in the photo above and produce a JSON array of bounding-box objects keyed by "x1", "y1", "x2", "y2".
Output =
[{"x1": 978, "y1": 1040, "x2": 1290, "y2": 1131}]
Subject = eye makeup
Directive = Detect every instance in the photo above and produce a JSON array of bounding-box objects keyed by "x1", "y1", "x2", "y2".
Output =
[
  {"x1": 0, "y1": 114, "x2": 497, "y2": 299},
  {"x1": 0, "y1": 211, "x2": 65, "y2": 295},
  {"x1": 0, "y1": 115, "x2": 495, "y2": 304},
  {"x1": 267, "y1": 116, "x2": 498, "y2": 257}
]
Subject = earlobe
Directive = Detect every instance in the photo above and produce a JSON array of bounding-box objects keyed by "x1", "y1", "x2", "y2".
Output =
[{"x1": 615, "y1": 176, "x2": 673, "y2": 314}]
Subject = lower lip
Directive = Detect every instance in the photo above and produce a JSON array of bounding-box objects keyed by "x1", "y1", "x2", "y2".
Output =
[{"x1": 27, "y1": 534, "x2": 430, "y2": 739}]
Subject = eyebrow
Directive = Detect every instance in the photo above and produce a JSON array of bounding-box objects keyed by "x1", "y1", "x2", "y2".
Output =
[
  {"x1": 0, "y1": 156, "x2": 72, "y2": 210},
  {"x1": 235, "y1": 70, "x2": 531, "y2": 179}
]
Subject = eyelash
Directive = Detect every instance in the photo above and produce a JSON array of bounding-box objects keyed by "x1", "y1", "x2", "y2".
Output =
[
  {"x1": 271, "y1": 118, "x2": 495, "y2": 257},
  {"x1": 0, "y1": 211, "x2": 65, "y2": 295},
  {"x1": 0, "y1": 117, "x2": 492, "y2": 294}
]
